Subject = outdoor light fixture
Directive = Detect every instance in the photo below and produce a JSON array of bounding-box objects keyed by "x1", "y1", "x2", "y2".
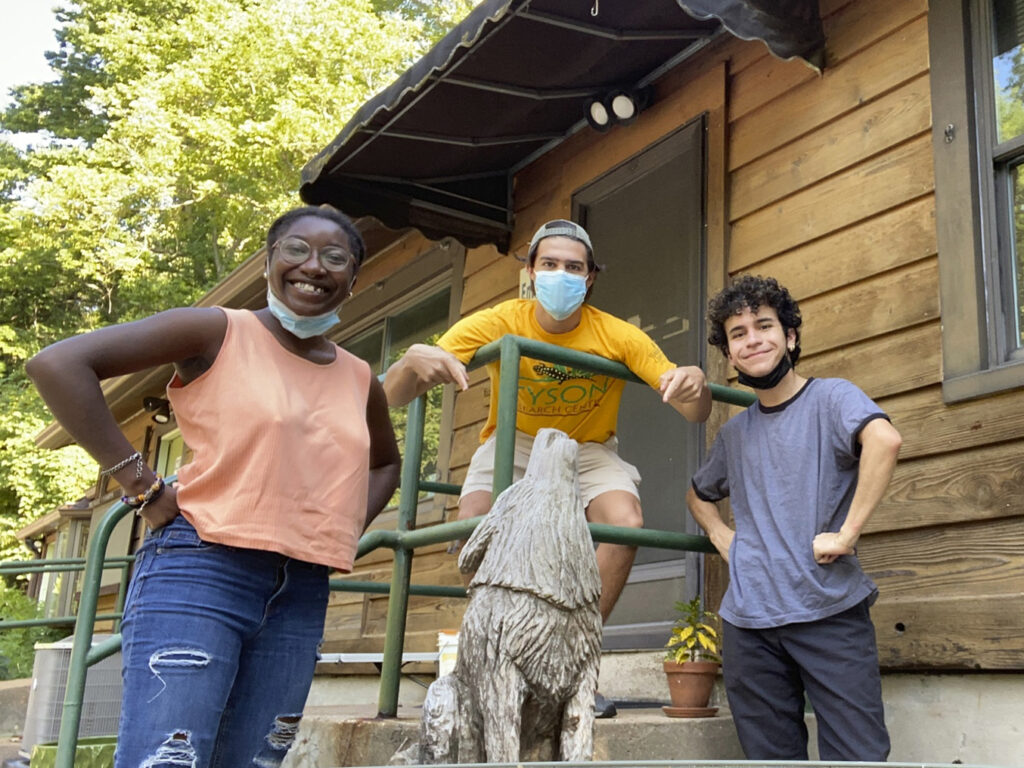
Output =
[
  {"x1": 143, "y1": 397, "x2": 172, "y2": 425},
  {"x1": 584, "y1": 87, "x2": 651, "y2": 132},
  {"x1": 586, "y1": 97, "x2": 613, "y2": 132}
]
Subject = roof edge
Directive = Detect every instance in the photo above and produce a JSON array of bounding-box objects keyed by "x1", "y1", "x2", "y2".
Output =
[{"x1": 676, "y1": 0, "x2": 825, "y2": 72}]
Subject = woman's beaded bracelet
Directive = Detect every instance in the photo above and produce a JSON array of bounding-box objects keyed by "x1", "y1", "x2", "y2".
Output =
[
  {"x1": 121, "y1": 476, "x2": 165, "y2": 510},
  {"x1": 135, "y1": 486, "x2": 166, "y2": 516},
  {"x1": 100, "y1": 451, "x2": 144, "y2": 479}
]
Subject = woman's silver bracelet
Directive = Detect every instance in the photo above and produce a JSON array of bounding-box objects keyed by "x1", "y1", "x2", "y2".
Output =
[{"x1": 99, "y1": 451, "x2": 143, "y2": 478}]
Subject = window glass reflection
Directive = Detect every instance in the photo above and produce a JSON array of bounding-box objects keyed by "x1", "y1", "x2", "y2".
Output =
[
  {"x1": 993, "y1": 0, "x2": 1024, "y2": 144},
  {"x1": 1010, "y1": 162, "x2": 1024, "y2": 348}
]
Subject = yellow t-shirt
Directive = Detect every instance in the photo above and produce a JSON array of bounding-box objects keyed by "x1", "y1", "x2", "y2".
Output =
[{"x1": 438, "y1": 299, "x2": 675, "y2": 444}]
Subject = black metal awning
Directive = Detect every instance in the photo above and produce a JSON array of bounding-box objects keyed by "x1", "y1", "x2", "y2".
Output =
[{"x1": 300, "y1": 0, "x2": 824, "y2": 253}]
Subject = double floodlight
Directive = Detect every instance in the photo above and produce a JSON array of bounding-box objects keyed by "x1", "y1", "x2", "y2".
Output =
[
  {"x1": 143, "y1": 396, "x2": 172, "y2": 425},
  {"x1": 585, "y1": 87, "x2": 651, "y2": 132}
]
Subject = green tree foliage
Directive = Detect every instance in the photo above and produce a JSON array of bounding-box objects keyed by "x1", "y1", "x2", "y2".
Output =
[
  {"x1": 0, "y1": 378, "x2": 95, "y2": 561},
  {"x1": 373, "y1": 0, "x2": 477, "y2": 42},
  {"x1": 0, "y1": 0, "x2": 472, "y2": 556},
  {"x1": 0, "y1": 581, "x2": 66, "y2": 679}
]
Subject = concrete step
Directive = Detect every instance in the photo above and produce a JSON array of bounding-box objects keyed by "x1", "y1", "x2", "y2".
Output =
[
  {"x1": 282, "y1": 704, "x2": 749, "y2": 767},
  {"x1": 286, "y1": 650, "x2": 758, "y2": 767},
  {"x1": 290, "y1": 655, "x2": 1024, "y2": 766},
  {"x1": 308, "y1": 650, "x2": 684, "y2": 712}
]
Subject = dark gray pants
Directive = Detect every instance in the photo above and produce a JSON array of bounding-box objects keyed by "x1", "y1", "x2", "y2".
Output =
[{"x1": 722, "y1": 599, "x2": 890, "y2": 761}]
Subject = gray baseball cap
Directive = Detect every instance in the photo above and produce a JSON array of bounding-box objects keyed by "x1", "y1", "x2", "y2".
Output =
[{"x1": 527, "y1": 219, "x2": 593, "y2": 260}]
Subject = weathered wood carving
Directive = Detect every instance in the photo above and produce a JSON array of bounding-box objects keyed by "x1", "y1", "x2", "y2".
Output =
[{"x1": 399, "y1": 428, "x2": 603, "y2": 763}]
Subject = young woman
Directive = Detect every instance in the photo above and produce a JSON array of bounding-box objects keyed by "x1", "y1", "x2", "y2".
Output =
[{"x1": 27, "y1": 205, "x2": 401, "y2": 767}]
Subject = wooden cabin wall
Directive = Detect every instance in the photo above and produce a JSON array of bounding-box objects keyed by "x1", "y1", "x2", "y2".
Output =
[
  {"x1": 322, "y1": 0, "x2": 1024, "y2": 671},
  {"x1": 94, "y1": 593, "x2": 119, "y2": 633},
  {"x1": 723, "y1": 0, "x2": 1024, "y2": 669}
]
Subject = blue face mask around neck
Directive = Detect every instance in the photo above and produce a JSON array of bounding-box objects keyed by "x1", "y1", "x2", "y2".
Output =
[
  {"x1": 265, "y1": 287, "x2": 342, "y2": 339},
  {"x1": 534, "y1": 269, "x2": 588, "y2": 321}
]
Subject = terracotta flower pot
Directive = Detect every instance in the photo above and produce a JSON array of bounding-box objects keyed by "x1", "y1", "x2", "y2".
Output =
[{"x1": 662, "y1": 660, "x2": 720, "y2": 717}]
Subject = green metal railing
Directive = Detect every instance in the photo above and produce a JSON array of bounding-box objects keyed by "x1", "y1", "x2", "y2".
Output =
[
  {"x1": 367, "y1": 335, "x2": 754, "y2": 717},
  {"x1": 43, "y1": 334, "x2": 753, "y2": 766},
  {"x1": 0, "y1": 556, "x2": 133, "y2": 632}
]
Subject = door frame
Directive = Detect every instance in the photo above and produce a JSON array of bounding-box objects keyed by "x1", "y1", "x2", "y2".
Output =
[{"x1": 572, "y1": 116, "x2": 709, "y2": 649}]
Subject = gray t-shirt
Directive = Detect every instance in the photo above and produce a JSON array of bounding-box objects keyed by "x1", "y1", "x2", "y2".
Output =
[{"x1": 692, "y1": 378, "x2": 888, "y2": 629}]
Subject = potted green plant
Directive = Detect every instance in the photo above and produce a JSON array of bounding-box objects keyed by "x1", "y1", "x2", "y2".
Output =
[{"x1": 662, "y1": 596, "x2": 721, "y2": 717}]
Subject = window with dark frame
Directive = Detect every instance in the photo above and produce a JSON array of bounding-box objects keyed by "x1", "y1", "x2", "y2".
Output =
[
  {"x1": 929, "y1": 0, "x2": 1024, "y2": 400},
  {"x1": 155, "y1": 429, "x2": 186, "y2": 479},
  {"x1": 342, "y1": 287, "x2": 453, "y2": 508}
]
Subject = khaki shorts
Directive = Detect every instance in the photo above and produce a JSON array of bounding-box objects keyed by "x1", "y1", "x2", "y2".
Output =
[{"x1": 460, "y1": 430, "x2": 641, "y2": 507}]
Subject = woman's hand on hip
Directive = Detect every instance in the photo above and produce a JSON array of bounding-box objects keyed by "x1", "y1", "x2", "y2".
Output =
[{"x1": 139, "y1": 484, "x2": 181, "y2": 530}]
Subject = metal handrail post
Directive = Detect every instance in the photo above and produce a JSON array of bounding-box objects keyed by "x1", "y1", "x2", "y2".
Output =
[
  {"x1": 471, "y1": 335, "x2": 755, "y2": 410},
  {"x1": 586, "y1": 523, "x2": 718, "y2": 552},
  {"x1": 330, "y1": 580, "x2": 466, "y2": 598},
  {"x1": 708, "y1": 381, "x2": 756, "y2": 407},
  {"x1": 0, "y1": 557, "x2": 133, "y2": 576},
  {"x1": 377, "y1": 394, "x2": 425, "y2": 717},
  {"x1": 54, "y1": 500, "x2": 132, "y2": 768},
  {"x1": 0, "y1": 614, "x2": 122, "y2": 630},
  {"x1": 85, "y1": 634, "x2": 123, "y2": 667},
  {"x1": 114, "y1": 561, "x2": 131, "y2": 633},
  {"x1": 492, "y1": 335, "x2": 522, "y2": 498}
]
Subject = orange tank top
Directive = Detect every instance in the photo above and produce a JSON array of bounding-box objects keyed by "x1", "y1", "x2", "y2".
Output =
[{"x1": 167, "y1": 308, "x2": 372, "y2": 571}]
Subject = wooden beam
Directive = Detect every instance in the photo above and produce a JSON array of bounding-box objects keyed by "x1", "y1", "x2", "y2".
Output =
[
  {"x1": 730, "y1": 134, "x2": 935, "y2": 268},
  {"x1": 797, "y1": 256, "x2": 939, "y2": 357},
  {"x1": 869, "y1": 442, "x2": 1024, "y2": 532},
  {"x1": 744, "y1": 196, "x2": 936, "y2": 300},
  {"x1": 874, "y1": 594, "x2": 1024, "y2": 669},
  {"x1": 880, "y1": 385, "x2": 1024, "y2": 461},
  {"x1": 731, "y1": 74, "x2": 931, "y2": 219},
  {"x1": 730, "y1": 15, "x2": 930, "y2": 170}
]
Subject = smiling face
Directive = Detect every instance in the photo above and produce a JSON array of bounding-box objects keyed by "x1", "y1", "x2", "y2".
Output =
[
  {"x1": 266, "y1": 215, "x2": 356, "y2": 316},
  {"x1": 723, "y1": 305, "x2": 796, "y2": 378}
]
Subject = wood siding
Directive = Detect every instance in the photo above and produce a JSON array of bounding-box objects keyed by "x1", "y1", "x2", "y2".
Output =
[
  {"x1": 323, "y1": 0, "x2": 1024, "y2": 671},
  {"x1": 722, "y1": 0, "x2": 1024, "y2": 669}
]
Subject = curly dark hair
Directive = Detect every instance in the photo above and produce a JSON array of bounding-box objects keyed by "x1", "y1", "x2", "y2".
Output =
[
  {"x1": 266, "y1": 205, "x2": 366, "y2": 270},
  {"x1": 707, "y1": 275, "x2": 802, "y2": 364}
]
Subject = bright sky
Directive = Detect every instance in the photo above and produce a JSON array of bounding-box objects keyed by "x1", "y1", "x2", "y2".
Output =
[{"x1": 0, "y1": 2, "x2": 60, "y2": 109}]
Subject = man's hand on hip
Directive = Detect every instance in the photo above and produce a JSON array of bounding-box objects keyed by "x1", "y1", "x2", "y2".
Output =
[{"x1": 812, "y1": 529, "x2": 858, "y2": 564}]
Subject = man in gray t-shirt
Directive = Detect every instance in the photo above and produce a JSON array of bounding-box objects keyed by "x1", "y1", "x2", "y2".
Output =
[{"x1": 688, "y1": 276, "x2": 902, "y2": 762}]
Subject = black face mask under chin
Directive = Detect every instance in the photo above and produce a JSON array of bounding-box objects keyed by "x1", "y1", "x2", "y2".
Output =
[{"x1": 737, "y1": 353, "x2": 793, "y2": 390}]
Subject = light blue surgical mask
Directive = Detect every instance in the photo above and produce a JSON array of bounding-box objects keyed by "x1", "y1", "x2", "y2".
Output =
[
  {"x1": 534, "y1": 269, "x2": 588, "y2": 321},
  {"x1": 266, "y1": 287, "x2": 341, "y2": 339}
]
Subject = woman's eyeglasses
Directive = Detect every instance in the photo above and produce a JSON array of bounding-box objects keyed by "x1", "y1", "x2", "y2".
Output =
[{"x1": 272, "y1": 237, "x2": 355, "y2": 272}]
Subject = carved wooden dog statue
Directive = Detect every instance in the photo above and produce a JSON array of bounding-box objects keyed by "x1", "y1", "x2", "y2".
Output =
[{"x1": 415, "y1": 428, "x2": 602, "y2": 763}]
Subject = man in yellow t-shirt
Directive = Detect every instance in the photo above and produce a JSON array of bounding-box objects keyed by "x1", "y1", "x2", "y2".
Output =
[{"x1": 384, "y1": 220, "x2": 711, "y2": 712}]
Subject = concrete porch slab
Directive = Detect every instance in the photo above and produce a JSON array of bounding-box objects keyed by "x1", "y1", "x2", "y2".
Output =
[{"x1": 282, "y1": 704, "x2": 747, "y2": 767}]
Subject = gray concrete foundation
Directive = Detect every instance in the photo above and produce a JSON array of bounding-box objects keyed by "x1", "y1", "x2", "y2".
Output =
[{"x1": 293, "y1": 655, "x2": 1023, "y2": 768}]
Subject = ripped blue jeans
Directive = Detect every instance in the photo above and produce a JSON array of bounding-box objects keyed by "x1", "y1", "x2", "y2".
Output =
[{"x1": 115, "y1": 515, "x2": 328, "y2": 768}]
